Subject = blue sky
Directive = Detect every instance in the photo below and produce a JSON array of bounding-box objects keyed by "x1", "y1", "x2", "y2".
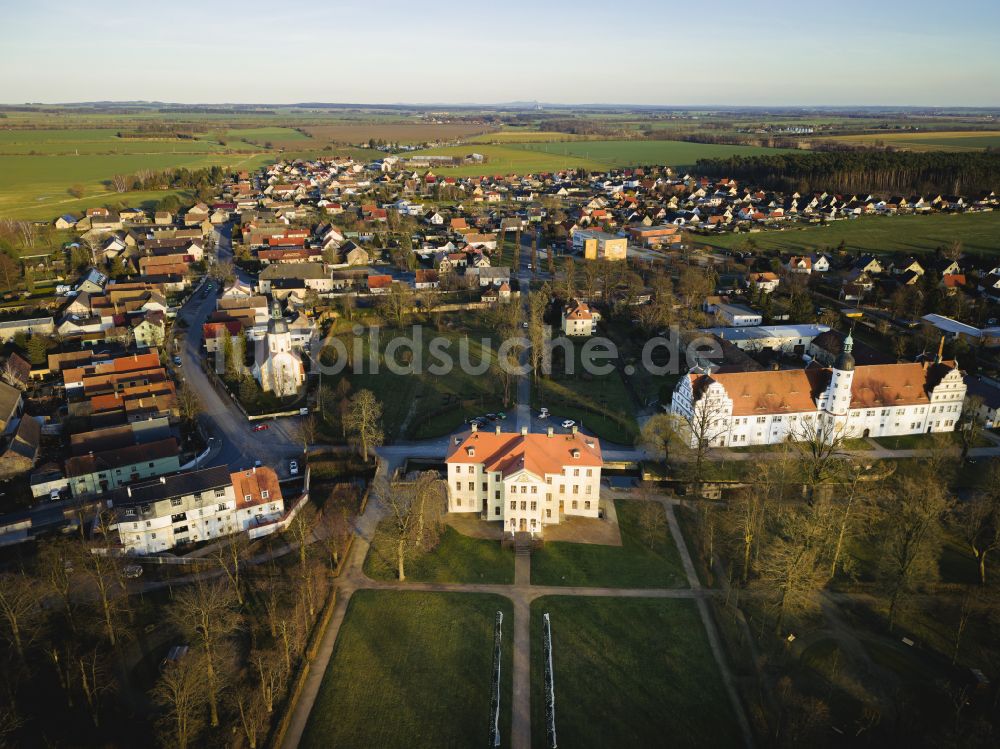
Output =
[{"x1": 1, "y1": 0, "x2": 998, "y2": 106}]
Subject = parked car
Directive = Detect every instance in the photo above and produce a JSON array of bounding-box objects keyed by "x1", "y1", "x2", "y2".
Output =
[
  {"x1": 289, "y1": 460, "x2": 299, "y2": 476},
  {"x1": 173, "y1": 356, "x2": 182, "y2": 366},
  {"x1": 123, "y1": 564, "x2": 143, "y2": 579},
  {"x1": 497, "y1": 412, "x2": 506, "y2": 420},
  {"x1": 253, "y1": 459, "x2": 262, "y2": 468},
  {"x1": 252, "y1": 423, "x2": 270, "y2": 432},
  {"x1": 561, "y1": 419, "x2": 576, "y2": 429}
]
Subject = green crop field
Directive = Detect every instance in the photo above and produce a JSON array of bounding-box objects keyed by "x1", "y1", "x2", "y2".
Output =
[
  {"x1": 467, "y1": 130, "x2": 592, "y2": 143},
  {"x1": 301, "y1": 590, "x2": 513, "y2": 749},
  {"x1": 410, "y1": 139, "x2": 794, "y2": 175},
  {"x1": 702, "y1": 211, "x2": 1000, "y2": 255},
  {"x1": 224, "y1": 126, "x2": 310, "y2": 141},
  {"x1": 530, "y1": 596, "x2": 742, "y2": 748},
  {"x1": 0, "y1": 151, "x2": 272, "y2": 219}
]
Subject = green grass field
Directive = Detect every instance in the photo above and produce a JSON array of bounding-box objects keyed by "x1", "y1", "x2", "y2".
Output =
[
  {"x1": 364, "y1": 523, "x2": 515, "y2": 584},
  {"x1": 301, "y1": 590, "x2": 513, "y2": 749},
  {"x1": 530, "y1": 596, "x2": 742, "y2": 748},
  {"x1": 702, "y1": 211, "x2": 1000, "y2": 255},
  {"x1": 531, "y1": 500, "x2": 687, "y2": 588}
]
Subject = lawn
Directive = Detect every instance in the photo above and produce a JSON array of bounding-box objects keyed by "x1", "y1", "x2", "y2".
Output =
[
  {"x1": 872, "y1": 430, "x2": 991, "y2": 450},
  {"x1": 324, "y1": 319, "x2": 507, "y2": 441},
  {"x1": 530, "y1": 596, "x2": 742, "y2": 748},
  {"x1": 301, "y1": 590, "x2": 513, "y2": 749},
  {"x1": 701, "y1": 211, "x2": 1000, "y2": 255},
  {"x1": 531, "y1": 499, "x2": 687, "y2": 588},
  {"x1": 533, "y1": 338, "x2": 639, "y2": 445},
  {"x1": 364, "y1": 522, "x2": 515, "y2": 584}
]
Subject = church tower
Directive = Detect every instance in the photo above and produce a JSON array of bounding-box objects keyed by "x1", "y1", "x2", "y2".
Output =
[
  {"x1": 267, "y1": 299, "x2": 291, "y2": 355},
  {"x1": 824, "y1": 331, "x2": 855, "y2": 417}
]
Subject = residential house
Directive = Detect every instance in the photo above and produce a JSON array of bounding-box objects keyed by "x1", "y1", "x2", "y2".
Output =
[{"x1": 562, "y1": 299, "x2": 600, "y2": 336}]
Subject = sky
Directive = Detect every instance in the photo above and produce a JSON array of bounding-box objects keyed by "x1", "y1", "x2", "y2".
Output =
[{"x1": 1, "y1": 0, "x2": 999, "y2": 107}]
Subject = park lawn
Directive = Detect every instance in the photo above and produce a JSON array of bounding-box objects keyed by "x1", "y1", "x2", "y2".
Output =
[
  {"x1": 530, "y1": 596, "x2": 741, "y2": 748},
  {"x1": 531, "y1": 499, "x2": 687, "y2": 588},
  {"x1": 301, "y1": 590, "x2": 513, "y2": 749},
  {"x1": 701, "y1": 211, "x2": 1000, "y2": 255},
  {"x1": 534, "y1": 338, "x2": 639, "y2": 445},
  {"x1": 364, "y1": 521, "x2": 515, "y2": 584},
  {"x1": 329, "y1": 319, "x2": 507, "y2": 441}
]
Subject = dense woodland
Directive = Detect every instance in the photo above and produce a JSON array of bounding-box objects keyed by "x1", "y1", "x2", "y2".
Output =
[{"x1": 696, "y1": 151, "x2": 1000, "y2": 196}]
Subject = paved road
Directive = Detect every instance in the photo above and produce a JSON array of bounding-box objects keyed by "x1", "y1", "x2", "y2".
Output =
[{"x1": 175, "y1": 224, "x2": 302, "y2": 473}]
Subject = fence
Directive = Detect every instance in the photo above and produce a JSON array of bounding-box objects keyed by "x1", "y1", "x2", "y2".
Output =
[
  {"x1": 543, "y1": 612, "x2": 557, "y2": 748},
  {"x1": 488, "y1": 610, "x2": 503, "y2": 747}
]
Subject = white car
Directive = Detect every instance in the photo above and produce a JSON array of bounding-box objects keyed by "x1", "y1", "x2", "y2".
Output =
[
  {"x1": 538, "y1": 411, "x2": 549, "y2": 419},
  {"x1": 289, "y1": 460, "x2": 299, "y2": 476},
  {"x1": 561, "y1": 420, "x2": 576, "y2": 429}
]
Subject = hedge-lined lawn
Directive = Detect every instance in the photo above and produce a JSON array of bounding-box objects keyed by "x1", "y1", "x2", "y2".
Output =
[
  {"x1": 301, "y1": 590, "x2": 513, "y2": 749},
  {"x1": 530, "y1": 596, "x2": 741, "y2": 748},
  {"x1": 531, "y1": 500, "x2": 687, "y2": 588},
  {"x1": 365, "y1": 521, "x2": 515, "y2": 584}
]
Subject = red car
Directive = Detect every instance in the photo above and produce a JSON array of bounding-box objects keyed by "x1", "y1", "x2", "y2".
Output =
[{"x1": 252, "y1": 423, "x2": 270, "y2": 432}]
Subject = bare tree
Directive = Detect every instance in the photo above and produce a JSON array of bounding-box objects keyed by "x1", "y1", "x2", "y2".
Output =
[
  {"x1": 636, "y1": 495, "x2": 666, "y2": 549},
  {"x1": 250, "y1": 648, "x2": 285, "y2": 715},
  {"x1": 176, "y1": 382, "x2": 201, "y2": 426},
  {"x1": 37, "y1": 537, "x2": 80, "y2": 631},
  {"x1": 293, "y1": 414, "x2": 318, "y2": 453},
  {"x1": 377, "y1": 478, "x2": 417, "y2": 582},
  {"x1": 344, "y1": 389, "x2": 384, "y2": 462},
  {"x1": 210, "y1": 533, "x2": 251, "y2": 606},
  {"x1": 76, "y1": 648, "x2": 113, "y2": 727},
  {"x1": 877, "y1": 477, "x2": 952, "y2": 631},
  {"x1": 0, "y1": 359, "x2": 25, "y2": 391},
  {"x1": 153, "y1": 655, "x2": 206, "y2": 749},
  {"x1": 754, "y1": 504, "x2": 831, "y2": 634},
  {"x1": 640, "y1": 412, "x2": 685, "y2": 466},
  {"x1": 0, "y1": 571, "x2": 40, "y2": 664},
  {"x1": 958, "y1": 395, "x2": 984, "y2": 461},
  {"x1": 954, "y1": 465, "x2": 1000, "y2": 585},
  {"x1": 168, "y1": 578, "x2": 242, "y2": 727},
  {"x1": 234, "y1": 690, "x2": 268, "y2": 749},
  {"x1": 79, "y1": 513, "x2": 131, "y2": 648}
]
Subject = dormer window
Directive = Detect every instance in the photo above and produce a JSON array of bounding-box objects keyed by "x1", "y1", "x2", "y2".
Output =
[
  {"x1": 466, "y1": 447, "x2": 475, "y2": 457},
  {"x1": 571, "y1": 449, "x2": 580, "y2": 459}
]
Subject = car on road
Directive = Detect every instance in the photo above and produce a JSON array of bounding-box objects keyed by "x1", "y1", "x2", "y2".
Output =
[
  {"x1": 253, "y1": 459, "x2": 262, "y2": 468},
  {"x1": 497, "y1": 412, "x2": 506, "y2": 420},
  {"x1": 561, "y1": 419, "x2": 576, "y2": 429},
  {"x1": 486, "y1": 413, "x2": 497, "y2": 420},
  {"x1": 289, "y1": 460, "x2": 299, "y2": 476},
  {"x1": 173, "y1": 356, "x2": 182, "y2": 366},
  {"x1": 252, "y1": 423, "x2": 270, "y2": 432},
  {"x1": 521, "y1": 321, "x2": 529, "y2": 329}
]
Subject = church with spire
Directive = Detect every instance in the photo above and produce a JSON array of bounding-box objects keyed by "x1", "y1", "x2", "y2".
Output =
[
  {"x1": 670, "y1": 331, "x2": 967, "y2": 448},
  {"x1": 252, "y1": 300, "x2": 305, "y2": 398}
]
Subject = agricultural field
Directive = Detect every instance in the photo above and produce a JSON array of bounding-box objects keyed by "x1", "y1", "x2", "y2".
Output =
[
  {"x1": 530, "y1": 596, "x2": 742, "y2": 748},
  {"x1": 302, "y1": 121, "x2": 495, "y2": 145},
  {"x1": 821, "y1": 130, "x2": 1000, "y2": 152},
  {"x1": 467, "y1": 130, "x2": 592, "y2": 143},
  {"x1": 410, "y1": 139, "x2": 795, "y2": 175},
  {"x1": 0, "y1": 150, "x2": 272, "y2": 219},
  {"x1": 701, "y1": 211, "x2": 1000, "y2": 256},
  {"x1": 300, "y1": 590, "x2": 513, "y2": 749}
]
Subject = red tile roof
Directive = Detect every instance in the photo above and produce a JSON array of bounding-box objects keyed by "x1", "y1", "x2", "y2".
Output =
[{"x1": 446, "y1": 430, "x2": 602, "y2": 479}]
